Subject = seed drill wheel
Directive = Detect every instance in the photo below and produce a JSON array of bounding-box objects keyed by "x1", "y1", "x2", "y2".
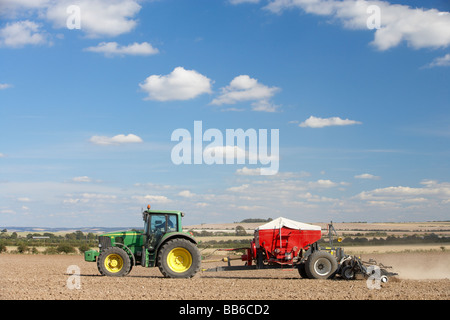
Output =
[
  {"x1": 305, "y1": 251, "x2": 338, "y2": 279},
  {"x1": 157, "y1": 238, "x2": 201, "y2": 278},
  {"x1": 341, "y1": 265, "x2": 355, "y2": 280},
  {"x1": 97, "y1": 247, "x2": 131, "y2": 277},
  {"x1": 298, "y1": 262, "x2": 309, "y2": 278}
]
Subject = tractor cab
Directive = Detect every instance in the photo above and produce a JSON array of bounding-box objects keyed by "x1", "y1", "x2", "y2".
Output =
[{"x1": 142, "y1": 205, "x2": 184, "y2": 251}]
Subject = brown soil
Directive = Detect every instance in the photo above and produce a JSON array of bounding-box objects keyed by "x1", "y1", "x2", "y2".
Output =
[{"x1": 0, "y1": 252, "x2": 448, "y2": 300}]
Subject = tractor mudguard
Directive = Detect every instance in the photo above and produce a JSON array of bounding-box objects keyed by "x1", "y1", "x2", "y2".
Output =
[{"x1": 156, "y1": 232, "x2": 197, "y2": 252}]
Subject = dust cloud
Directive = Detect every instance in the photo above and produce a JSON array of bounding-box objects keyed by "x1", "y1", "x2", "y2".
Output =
[{"x1": 362, "y1": 252, "x2": 450, "y2": 280}]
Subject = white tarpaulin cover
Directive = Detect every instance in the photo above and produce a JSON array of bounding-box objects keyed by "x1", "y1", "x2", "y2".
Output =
[{"x1": 255, "y1": 217, "x2": 321, "y2": 231}]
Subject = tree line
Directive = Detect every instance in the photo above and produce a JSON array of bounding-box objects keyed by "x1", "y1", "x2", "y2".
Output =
[{"x1": 0, "y1": 230, "x2": 98, "y2": 254}]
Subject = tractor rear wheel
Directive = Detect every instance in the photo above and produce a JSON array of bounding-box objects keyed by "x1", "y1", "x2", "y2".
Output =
[
  {"x1": 157, "y1": 238, "x2": 201, "y2": 278},
  {"x1": 97, "y1": 247, "x2": 131, "y2": 277},
  {"x1": 305, "y1": 251, "x2": 338, "y2": 279}
]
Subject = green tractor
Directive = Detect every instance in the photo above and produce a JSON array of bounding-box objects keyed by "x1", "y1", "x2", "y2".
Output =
[{"x1": 84, "y1": 205, "x2": 201, "y2": 278}]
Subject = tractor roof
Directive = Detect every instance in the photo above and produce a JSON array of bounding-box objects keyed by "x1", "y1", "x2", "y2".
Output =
[{"x1": 145, "y1": 210, "x2": 183, "y2": 214}]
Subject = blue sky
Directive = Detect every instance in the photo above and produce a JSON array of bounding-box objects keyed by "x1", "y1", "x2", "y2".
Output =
[{"x1": 0, "y1": 0, "x2": 449, "y2": 227}]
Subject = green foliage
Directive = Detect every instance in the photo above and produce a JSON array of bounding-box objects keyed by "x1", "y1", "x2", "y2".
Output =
[
  {"x1": 43, "y1": 247, "x2": 59, "y2": 255},
  {"x1": 199, "y1": 230, "x2": 214, "y2": 236},
  {"x1": 235, "y1": 225, "x2": 247, "y2": 236},
  {"x1": 198, "y1": 239, "x2": 252, "y2": 249},
  {"x1": 239, "y1": 218, "x2": 273, "y2": 223},
  {"x1": 0, "y1": 230, "x2": 98, "y2": 255},
  {"x1": 57, "y1": 244, "x2": 76, "y2": 254},
  {"x1": 78, "y1": 243, "x2": 91, "y2": 253},
  {"x1": 16, "y1": 242, "x2": 29, "y2": 253}
]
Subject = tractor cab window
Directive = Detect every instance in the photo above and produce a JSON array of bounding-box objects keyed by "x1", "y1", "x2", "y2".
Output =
[
  {"x1": 167, "y1": 214, "x2": 177, "y2": 232},
  {"x1": 147, "y1": 214, "x2": 178, "y2": 251},
  {"x1": 147, "y1": 214, "x2": 166, "y2": 251},
  {"x1": 148, "y1": 214, "x2": 178, "y2": 233},
  {"x1": 150, "y1": 215, "x2": 167, "y2": 233}
]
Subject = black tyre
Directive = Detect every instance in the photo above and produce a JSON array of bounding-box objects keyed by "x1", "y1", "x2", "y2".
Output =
[
  {"x1": 157, "y1": 238, "x2": 201, "y2": 278},
  {"x1": 126, "y1": 263, "x2": 133, "y2": 276},
  {"x1": 97, "y1": 247, "x2": 131, "y2": 277},
  {"x1": 298, "y1": 262, "x2": 309, "y2": 278},
  {"x1": 341, "y1": 265, "x2": 355, "y2": 280},
  {"x1": 305, "y1": 251, "x2": 338, "y2": 279},
  {"x1": 256, "y1": 250, "x2": 264, "y2": 269}
]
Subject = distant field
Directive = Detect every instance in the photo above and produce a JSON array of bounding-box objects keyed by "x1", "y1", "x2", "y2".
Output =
[
  {"x1": 6, "y1": 221, "x2": 449, "y2": 237},
  {"x1": 186, "y1": 221, "x2": 450, "y2": 236},
  {"x1": 341, "y1": 243, "x2": 450, "y2": 254}
]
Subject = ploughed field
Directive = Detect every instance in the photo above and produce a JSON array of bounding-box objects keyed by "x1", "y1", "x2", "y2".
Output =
[{"x1": 0, "y1": 251, "x2": 449, "y2": 300}]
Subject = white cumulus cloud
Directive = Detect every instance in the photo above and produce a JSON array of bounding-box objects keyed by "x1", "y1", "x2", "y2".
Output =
[
  {"x1": 229, "y1": 0, "x2": 260, "y2": 4},
  {"x1": 132, "y1": 194, "x2": 172, "y2": 204},
  {"x1": 0, "y1": 20, "x2": 48, "y2": 48},
  {"x1": 425, "y1": 53, "x2": 450, "y2": 68},
  {"x1": 0, "y1": 0, "x2": 50, "y2": 16},
  {"x1": 299, "y1": 116, "x2": 362, "y2": 128},
  {"x1": 45, "y1": 0, "x2": 141, "y2": 38},
  {"x1": 264, "y1": 0, "x2": 450, "y2": 51},
  {"x1": 89, "y1": 134, "x2": 143, "y2": 145},
  {"x1": 211, "y1": 75, "x2": 280, "y2": 112},
  {"x1": 235, "y1": 167, "x2": 262, "y2": 176},
  {"x1": 1, "y1": 0, "x2": 142, "y2": 39},
  {"x1": 63, "y1": 192, "x2": 117, "y2": 204},
  {"x1": 72, "y1": 176, "x2": 92, "y2": 183},
  {"x1": 178, "y1": 190, "x2": 196, "y2": 198},
  {"x1": 0, "y1": 83, "x2": 13, "y2": 90},
  {"x1": 308, "y1": 179, "x2": 338, "y2": 188},
  {"x1": 355, "y1": 181, "x2": 450, "y2": 206},
  {"x1": 84, "y1": 42, "x2": 159, "y2": 57},
  {"x1": 355, "y1": 173, "x2": 380, "y2": 180},
  {"x1": 139, "y1": 67, "x2": 212, "y2": 101}
]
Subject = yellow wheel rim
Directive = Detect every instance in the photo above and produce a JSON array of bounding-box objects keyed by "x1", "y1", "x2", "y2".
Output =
[
  {"x1": 167, "y1": 248, "x2": 192, "y2": 273},
  {"x1": 104, "y1": 254, "x2": 123, "y2": 273}
]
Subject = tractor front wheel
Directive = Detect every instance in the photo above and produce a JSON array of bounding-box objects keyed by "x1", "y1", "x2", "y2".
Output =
[
  {"x1": 157, "y1": 238, "x2": 201, "y2": 278},
  {"x1": 97, "y1": 247, "x2": 131, "y2": 277}
]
